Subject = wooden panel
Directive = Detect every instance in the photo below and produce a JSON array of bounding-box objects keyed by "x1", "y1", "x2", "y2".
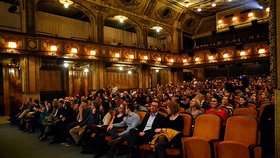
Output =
[
  {"x1": 0, "y1": 2, "x2": 21, "y2": 31},
  {"x1": 40, "y1": 70, "x2": 62, "y2": 91},
  {"x1": 105, "y1": 71, "x2": 138, "y2": 89},
  {"x1": 104, "y1": 26, "x2": 137, "y2": 46}
]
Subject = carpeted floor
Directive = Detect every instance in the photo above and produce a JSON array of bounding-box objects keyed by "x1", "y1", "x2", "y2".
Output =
[{"x1": 0, "y1": 123, "x2": 128, "y2": 158}]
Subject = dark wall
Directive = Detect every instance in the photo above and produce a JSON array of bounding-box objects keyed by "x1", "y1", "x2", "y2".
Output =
[
  {"x1": 204, "y1": 61, "x2": 270, "y2": 78},
  {"x1": 0, "y1": 64, "x2": 4, "y2": 115}
]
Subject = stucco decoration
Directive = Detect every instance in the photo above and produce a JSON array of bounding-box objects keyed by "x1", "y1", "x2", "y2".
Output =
[{"x1": 156, "y1": 7, "x2": 176, "y2": 21}]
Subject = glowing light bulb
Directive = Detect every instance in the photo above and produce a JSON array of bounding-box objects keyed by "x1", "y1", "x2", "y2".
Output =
[
  {"x1": 208, "y1": 56, "x2": 214, "y2": 60},
  {"x1": 128, "y1": 70, "x2": 132, "y2": 74},
  {"x1": 155, "y1": 69, "x2": 159, "y2": 73},
  {"x1": 197, "y1": 8, "x2": 202, "y2": 12},
  {"x1": 50, "y1": 45, "x2": 57, "y2": 51},
  {"x1": 90, "y1": 50, "x2": 96, "y2": 56},
  {"x1": 84, "y1": 68, "x2": 89, "y2": 73},
  {"x1": 240, "y1": 51, "x2": 246, "y2": 56},
  {"x1": 8, "y1": 41, "x2": 17, "y2": 48},
  {"x1": 212, "y1": 3, "x2": 216, "y2": 7}
]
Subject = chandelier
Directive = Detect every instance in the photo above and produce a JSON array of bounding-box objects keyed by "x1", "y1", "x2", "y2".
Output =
[{"x1": 59, "y1": 0, "x2": 73, "y2": 8}]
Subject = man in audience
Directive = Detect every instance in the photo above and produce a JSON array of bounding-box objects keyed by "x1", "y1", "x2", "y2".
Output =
[
  {"x1": 106, "y1": 103, "x2": 141, "y2": 158},
  {"x1": 127, "y1": 101, "x2": 166, "y2": 158}
]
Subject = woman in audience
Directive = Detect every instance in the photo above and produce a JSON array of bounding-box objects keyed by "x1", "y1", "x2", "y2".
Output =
[
  {"x1": 236, "y1": 96, "x2": 248, "y2": 108},
  {"x1": 185, "y1": 98, "x2": 203, "y2": 123},
  {"x1": 154, "y1": 101, "x2": 184, "y2": 158},
  {"x1": 206, "y1": 97, "x2": 227, "y2": 125}
]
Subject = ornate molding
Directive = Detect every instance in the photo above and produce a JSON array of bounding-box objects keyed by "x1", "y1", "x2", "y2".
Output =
[{"x1": 269, "y1": 0, "x2": 277, "y2": 88}]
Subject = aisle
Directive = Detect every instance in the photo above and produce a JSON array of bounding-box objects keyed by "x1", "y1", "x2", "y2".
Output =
[{"x1": 0, "y1": 123, "x2": 96, "y2": 158}]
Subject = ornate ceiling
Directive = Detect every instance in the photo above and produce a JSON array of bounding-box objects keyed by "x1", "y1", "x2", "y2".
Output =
[{"x1": 1, "y1": 0, "x2": 265, "y2": 35}]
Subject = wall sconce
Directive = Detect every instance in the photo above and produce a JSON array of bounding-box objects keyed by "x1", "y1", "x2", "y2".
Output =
[
  {"x1": 223, "y1": 53, "x2": 229, "y2": 58},
  {"x1": 248, "y1": 12, "x2": 254, "y2": 20},
  {"x1": 170, "y1": 58, "x2": 174, "y2": 63},
  {"x1": 129, "y1": 54, "x2": 134, "y2": 59},
  {"x1": 71, "y1": 47, "x2": 78, "y2": 54},
  {"x1": 115, "y1": 53, "x2": 120, "y2": 58},
  {"x1": 218, "y1": 20, "x2": 223, "y2": 24},
  {"x1": 195, "y1": 57, "x2": 200, "y2": 62},
  {"x1": 240, "y1": 51, "x2": 246, "y2": 56},
  {"x1": 208, "y1": 56, "x2": 214, "y2": 60},
  {"x1": 50, "y1": 45, "x2": 57, "y2": 51},
  {"x1": 127, "y1": 70, "x2": 132, "y2": 74},
  {"x1": 232, "y1": 16, "x2": 237, "y2": 22},
  {"x1": 155, "y1": 69, "x2": 159, "y2": 73},
  {"x1": 90, "y1": 50, "x2": 96, "y2": 56},
  {"x1": 63, "y1": 63, "x2": 69, "y2": 68},
  {"x1": 152, "y1": 26, "x2": 163, "y2": 33},
  {"x1": 211, "y1": 3, "x2": 216, "y2": 7},
  {"x1": 8, "y1": 41, "x2": 17, "y2": 48},
  {"x1": 183, "y1": 59, "x2": 187, "y2": 63},
  {"x1": 143, "y1": 55, "x2": 148, "y2": 60},
  {"x1": 119, "y1": 66, "x2": 123, "y2": 71},
  {"x1": 197, "y1": 8, "x2": 202, "y2": 12},
  {"x1": 266, "y1": 7, "x2": 270, "y2": 13},
  {"x1": 258, "y1": 48, "x2": 266, "y2": 54},
  {"x1": 157, "y1": 57, "x2": 161, "y2": 62}
]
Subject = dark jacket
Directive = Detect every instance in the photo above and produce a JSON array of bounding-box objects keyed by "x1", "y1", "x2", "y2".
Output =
[{"x1": 137, "y1": 112, "x2": 166, "y2": 136}]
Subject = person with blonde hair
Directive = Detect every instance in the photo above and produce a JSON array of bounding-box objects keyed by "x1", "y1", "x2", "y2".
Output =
[{"x1": 185, "y1": 98, "x2": 203, "y2": 123}]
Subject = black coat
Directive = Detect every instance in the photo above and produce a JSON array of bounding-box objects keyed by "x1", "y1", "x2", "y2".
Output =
[{"x1": 137, "y1": 112, "x2": 166, "y2": 136}]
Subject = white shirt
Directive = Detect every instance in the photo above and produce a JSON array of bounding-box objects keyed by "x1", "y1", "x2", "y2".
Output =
[{"x1": 143, "y1": 112, "x2": 158, "y2": 131}]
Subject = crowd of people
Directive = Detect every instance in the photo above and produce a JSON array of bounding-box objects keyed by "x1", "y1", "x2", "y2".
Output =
[{"x1": 8, "y1": 75, "x2": 275, "y2": 158}]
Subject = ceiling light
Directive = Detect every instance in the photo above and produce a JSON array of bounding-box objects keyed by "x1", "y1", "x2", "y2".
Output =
[
  {"x1": 152, "y1": 26, "x2": 162, "y2": 33},
  {"x1": 8, "y1": 41, "x2": 17, "y2": 48},
  {"x1": 240, "y1": 51, "x2": 246, "y2": 56},
  {"x1": 115, "y1": 53, "x2": 120, "y2": 58},
  {"x1": 248, "y1": 12, "x2": 254, "y2": 18},
  {"x1": 258, "y1": 49, "x2": 265, "y2": 54},
  {"x1": 212, "y1": 3, "x2": 216, "y2": 7},
  {"x1": 63, "y1": 63, "x2": 69, "y2": 68},
  {"x1": 71, "y1": 47, "x2": 78, "y2": 53},
  {"x1": 266, "y1": 7, "x2": 270, "y2": 13},
  {"x1": 119, "y1": 66, "x2": 123, "y2": 71},
  {"x1": 50, "y1": 45, "x2": 57, "y2": 51},
  {"x1": 90, "y1": 50, "x2": 96, "y2": 56},
  {"x1": 195, "y1": 57, "x2": 200, "y2": 62},
  {"x1": 59, "y1": 0, "x2": 73, "y2": 8},
  {"x1": 119, "y1": 17, "x2": 124, "y2": 23},
  {"x1": 228, "y1": 0, "x2": 232, "y2": 2},
  {"x1": 129, "y1": 54, "x2": 134, "y2": 59},
  {"x1": 128, "y1": 70, "x2": 132, "y2": 74},
  {"x1": 155, "y1": 69, "x2": 159, "y2": 73},
  {"x1": 208, "y1": 56, "x2": 214, "y2": 60},
  {"x1": 84, "y1": 68, "x2": 89, "y2": 73},
  {"x1": 197, "y1": 8, "x2": 202, "y2": 12}
]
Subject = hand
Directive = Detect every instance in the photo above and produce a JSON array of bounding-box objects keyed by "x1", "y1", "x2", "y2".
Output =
[
  {"x1": 139, "y1": 132, "x2": 145, "y2": 136},
  {"x1": 74, "y1": 125, "x2": 80, "y2": 129},
  {"x1": 107, "y1": 124, "x2": 113, "y2": 131},
  {"x1": 155, "y1": 128, "x2": 162, "y2": 133}
]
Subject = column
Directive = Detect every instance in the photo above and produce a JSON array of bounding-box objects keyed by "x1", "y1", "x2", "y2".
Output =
[
  {"x1": 142, "y1": 26, "x2": 148, "y2": 49},
  {"x1": 21, "y1": 0, "x2": 36, "y2": 34},
  {"x1": 20, "y1": 56, "x2": 41, "y2": 103},
  {"x1": 97, "y1": 13, "x2": 104, "y2": 43},
  {"x1": 176, "y1": 28, "x2": 182, "y2": 53}
]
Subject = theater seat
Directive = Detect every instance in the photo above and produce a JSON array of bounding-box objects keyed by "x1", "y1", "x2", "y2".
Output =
[
  {"x1": 183, "y1": 114, "x2": 222, "y2": 158},
  {"x1": 217, "y1": 115, "x2": 261, "y2": 158},
  {"x1": 233, "y1": 108, "x2": 258, "y2": 117}
]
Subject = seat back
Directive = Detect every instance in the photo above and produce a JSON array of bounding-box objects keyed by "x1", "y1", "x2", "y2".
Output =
[
  {"x1": 180, "y1": 113, "x2": 192, "y2": 136},
  {"x1": 108, "y1": 109, "x2": 117, "y2": 117},
  {"x1": 224, "y1": 115, "x2": 258, "y2": 146},
  {"x1": 179, "y1": 107, "x2": 185, "y2": 113},
  {"x1": 136, "y1": 111, "x2": 147, "y2": 121},
  {"x1": 247, "y1": 103, "x2": 257, "y2": 109},
  {"x1": 193, "y1": 114, "x2": 222, "y2": 140},
  {"x1": 259, "y1": 103, "x2": 270, "y2": 119},
  {"x1": 233, "y1": 108, "x2": 258, "y2": 117}
]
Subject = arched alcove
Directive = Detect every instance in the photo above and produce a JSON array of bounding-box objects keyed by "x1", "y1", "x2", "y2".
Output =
[
  {"x1": 36, "y1": 0, "x2": 94, "y2": 40},
  {"x1": 104, "y1": 15, "x2": 141, "y2": 47},
  {"x1": 147, "y1": 26, "x2": 172, "y2": 52}
]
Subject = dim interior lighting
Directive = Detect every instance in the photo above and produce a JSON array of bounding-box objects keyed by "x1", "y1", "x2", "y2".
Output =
[
  {"x1": 152, "y1": 26, "x2": 162, "y2": 33},
  {"x1": 197, "y1": 8, "x2": 202, "y2": 12},
  {"x1": 71, "y1": 47, "x2": 78, "y2": 54},
  {"x1": 185, "y1": 3, "x2": 189, "y2": 7},
  {"x1": 84, "y1": 68, "x2": 89, "y2": 73},
  {"x1": 212, "y1": 3, "x2": 216, "y2": 7},
  {"x1": 90, "y1": 50, "x2": 96, "y2": 56},
  {"x1": 8, "y1": 41, "x2": 17, "y2": 48},
  {"x1": 119, "y1": 66, "x2": 123, "y2": 71},
  {"x1": 170, "y1": 58, "x2": 174, "y2": 63},
  {"x1": 183, "y1": 59, "x2": 187, "y2": 63},
  {"x1": 155, "y1": 69, "x2": 159, "y2": 73},
  {"x1": 208, "y1": 56, "x2": 214, "y2": 60},
  {"x1": 63, "y1": 63, "x2": 69, "y2": 68},
  {"x1": 240, "y1": 51, "x2": 246, "y2": 56},
  {"x1": 144, "y1": 55, "x2": 148, "y2": 60},
  {"x1": 128, "y1": 70, "x2": 132, "y2": 74},
  {"x1": 129, "y1": 54, "x2": 134, "y2": 59},
  {"x1": 59, "y1": 0, "x2": 73, "y2": 8},
  {"x1": 223, "y1": 53, "x2": 229, "y2": 58},
  {"x1": 228, "y1": 0, "x2": 232, "y2": 2},
  {"x1": 195, "y1": 57, "x2": 200, "y2": 62},
  {"x1": 258, "y1": 48, "x2": 266, "y2": 54},
  {"x1": 218, "y1": 20, "x2": 223, "y2": 24},
  {"x1": 157, "y1": 57, "x2": 161, "y2": 62},
  {"x1": 119, "y1": 17, "x2": 124, "y2": 23},
  {"x1": 115, "y1": 53, "x2": 120, "y2": 58},
  {"x1": 50, "y1": 45, "x2": 57, "y2": 51},
  {"x1": 232, "y1": 16, "x2": 237, "y2": 21},
  {"x1": 266, "y1": 7, "x2": 270, "y2": 13}
]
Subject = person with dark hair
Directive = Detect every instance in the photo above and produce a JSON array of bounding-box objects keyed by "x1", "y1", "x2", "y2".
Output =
[
  {"x1": 206, "y1": 97, "x2": 227, "y2": 125},
  {"x1": 106, "y1": 103, "x2": 141, "y2": 158}
]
